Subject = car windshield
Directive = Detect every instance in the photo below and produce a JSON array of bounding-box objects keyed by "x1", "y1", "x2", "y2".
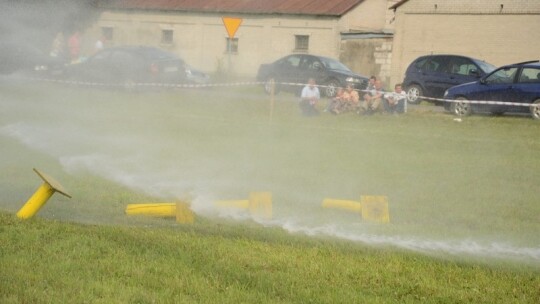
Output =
[
  {"x1": 475, "y1": 60, "x2": 497, "y2": 73},
  {"x1": 319, "y1": 57, "x2": 351, "y2": 72}
]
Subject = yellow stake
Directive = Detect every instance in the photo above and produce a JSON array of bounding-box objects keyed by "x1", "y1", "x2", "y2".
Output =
[{"x1": 17, "y1": 168, "x2": 71, "y2": 220}]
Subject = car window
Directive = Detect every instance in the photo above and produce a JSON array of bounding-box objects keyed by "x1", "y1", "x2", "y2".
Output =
[
  {"x1": 413, "y1": 57, "x2": 429, "y2": 69},
  {"x1": 280, "y1": 55, "x2": 301, "y2": 68},
  {"x1": 518, "y1": 67, "x2": 540, "y2": 83},
  {"x1": 110, "y1": 51, "x2": 142, "y2": 68},
  {"x1": 475, "y1": 60, "x2": 497, "y2": 74},
  {"x1": 485, "y1": 67, "x2": 518, "y2": 84},
  {"x1": 319, "y1": 57, "x2": 350, "y2": 72},
  {"x1": 448, "y1": 57, "x2": 477, "y2": 76},
  {"x1": 421, "y1": 56, "x2": 448, "y2": 73}
]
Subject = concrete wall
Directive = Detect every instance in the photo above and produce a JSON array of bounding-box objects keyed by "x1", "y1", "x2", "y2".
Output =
[{"x1": 390, "y1": 0, "x2": 540, "y2": 86}]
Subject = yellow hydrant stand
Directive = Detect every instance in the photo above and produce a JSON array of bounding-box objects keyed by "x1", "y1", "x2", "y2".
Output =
[{"x1": 16, "y1": 168, "x2": 71, "y2": 220}]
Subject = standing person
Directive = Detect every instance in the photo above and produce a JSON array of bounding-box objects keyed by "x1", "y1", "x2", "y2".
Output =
[
  {"x1": 68, "y1": 31, "x2": 81, "y2": 63},
  {"x1": 384, "y1": 83, "x2": 407, "y2": 114},
  {"x1": 300, "y1": 78, "x2": 320, "y2": 116},
  {"x1": 94, "y1": 36, "x2": 104, "y2": 54},
  {"x1": 50, "y1": 32, "x2": 65, "y2": 60},
  {"x1": 361, "y1": 79, "x2": 384, "y2": 115}
]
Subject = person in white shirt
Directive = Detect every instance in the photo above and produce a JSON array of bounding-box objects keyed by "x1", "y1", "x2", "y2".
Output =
[
  {"x1": 299, "y1": 78, "x2": 320, "y2": 116},
  {"x1": 383, "y1": 83, "x2": 407, "y2": 114}
]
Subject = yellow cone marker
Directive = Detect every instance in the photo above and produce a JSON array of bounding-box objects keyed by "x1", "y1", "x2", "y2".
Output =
[{"x1": 17, "y1": 168, "x2": 72, "y2": 220}]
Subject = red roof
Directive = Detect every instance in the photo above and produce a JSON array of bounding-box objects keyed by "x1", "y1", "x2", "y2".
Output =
[{"x1": 98, "y1": 0, "x2": 365, "y2": 16}]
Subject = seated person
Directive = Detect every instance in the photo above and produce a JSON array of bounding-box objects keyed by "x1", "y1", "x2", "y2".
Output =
[
  {"x1": 327, "y1": 87, "x2": 346, "y2": 114},
  {"x1": 343, "y1": 83, "x2": 360, "y2": 112},
  {"x1": 299, "y1": 78, "x2": 320, "y2": 116},
  {"x1": 383, "y1": 83, "x2": 407, "y2": 114},
  {"x1": 361, "y1": 79, "x2": 384, "y2": 115}
]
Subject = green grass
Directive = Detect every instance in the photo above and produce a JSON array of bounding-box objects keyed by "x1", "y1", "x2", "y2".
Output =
[
  {"x1": 1, "y1": 213, "x2": 539, "y2": 303},
  {"x1": 1, "y1": 82, "x2": 539, "y2": 302}
]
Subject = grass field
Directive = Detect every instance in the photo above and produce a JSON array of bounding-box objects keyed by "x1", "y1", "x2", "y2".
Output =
[{"x1": 1, "y1": 80, "x2": 539, "y2": 302}]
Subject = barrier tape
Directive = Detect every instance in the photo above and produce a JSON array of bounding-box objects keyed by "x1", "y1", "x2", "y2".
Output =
[{"x1": 24, "y1": 76, "x2": 540, "y2": 108}]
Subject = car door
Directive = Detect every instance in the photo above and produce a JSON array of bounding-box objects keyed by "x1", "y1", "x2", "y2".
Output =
[
  {"x1": 445, "y1": 56, "x2": 482, "y2": 89},
  {"x1": 298, "y1": 55, "x2": 326, "y2": 85},
  {"x1": 421, "y1": 55, "x2": 451, "y2": 98},
  {"x1": 476, "y1": 66, "x2": 519, "y2": 113},
  {"x1": 509, "y1": 67, "x2": 540, "y2": 113},
  {"x1": 277, "y1": 55, "x2": 302, "y2": 86}
]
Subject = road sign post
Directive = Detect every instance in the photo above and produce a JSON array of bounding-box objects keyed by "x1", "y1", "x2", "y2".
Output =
[{"x1": 222, "y1": 17, "x2": 242, "y2": 74}]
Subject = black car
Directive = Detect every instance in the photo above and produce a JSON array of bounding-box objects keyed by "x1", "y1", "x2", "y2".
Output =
[
  {"x1": 443, "y1": 60, "x2": 540, "y2": 119},
  {"x1": 64, "y1": 46, "x2": 209, "y2": 87},
  {"x1": 0, "y1": 41, "x2": 65, "y2": 76},
  {"x1": 256, "y1": 54, "x2": 368, "y2": 97},
  {"x1": 403, "y1": 54, "x2": 496, "y2": 104}
]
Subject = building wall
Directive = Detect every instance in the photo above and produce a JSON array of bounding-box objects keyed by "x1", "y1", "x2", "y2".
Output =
[
  {"x1": 340, "y1": 37, "x2": 393, "y2": 85},
  {"x1": 86, "y1": 11, "x2": 341, "y2": 77},
  {"x1": 390, "y1": 0, "x2": 540, "y2": 86},
  {"x1": 84, "y1": 0, "x2": 395, "y2": 78}
]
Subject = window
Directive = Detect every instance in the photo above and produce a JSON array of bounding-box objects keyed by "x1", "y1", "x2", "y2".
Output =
[
  {"x1": 295, "y1": 35, "x2": 309, "y2": 51},
  {"x1": 485, "y1": 67, "x2": 518, "y2": 84},
  {"x1": 518, "y1": 68, "x2": 540, "y2": 83},
  {"x1": 448, "y1": 57, "x2": 477, "y2": 76},
  {"x1": 225, "y1": 37, "x2": 238, "y2": 53},
  {"x1": 161, "y1": 29, "x2": 173, "y2": 44},
  {"x1": 101, "y1": 27, "x2": 113, "y2": 41}
]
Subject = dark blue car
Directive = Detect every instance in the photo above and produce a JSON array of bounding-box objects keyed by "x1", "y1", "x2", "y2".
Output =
[
  {"x1": 443, "y1": 60, "x2": 540, "y2": 119},
  {"x1": 403, "y1": 54, "x2": 496, "y2": 105}
]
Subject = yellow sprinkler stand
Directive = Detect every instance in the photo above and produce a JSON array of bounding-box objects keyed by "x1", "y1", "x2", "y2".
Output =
[
  {"x1": 322, "y1": 199, "x2": 362, "y2": 213},
  {"x1": 361, "y1": 195, "x2": 390, "y2": 223},
  {"x1": 17, "y1": 168, "x2": 72, "y2": 220},
  {"x1": 215, "y1": 191, "x2": 272, "y2": 220},
  {"x1": 321, "y1": 195, "x2": 390, "y2": 223},
  {"x1": 125, "y1": 203, "x2": 176, "y2": 217},
  {"x1": 125, "y1": 201, "x2": 195, "y2": 224}
]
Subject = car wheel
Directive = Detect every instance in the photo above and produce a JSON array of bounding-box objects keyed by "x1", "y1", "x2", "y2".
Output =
[
  {"x1": 451, "y1": 97, "x2": 472, "y2": 117},
  {"x1": 406, "y1": 84, "x2": 423, "y2": 105},
  {"x1": 324, "y1": 79, "x2": 340, "y2": 97},
  {"x1": 264, "y1": 76, "x2": 280, "y2": 95},
  {"x1": 530, "y1": 99, "x2": 540, "y2": 120}
]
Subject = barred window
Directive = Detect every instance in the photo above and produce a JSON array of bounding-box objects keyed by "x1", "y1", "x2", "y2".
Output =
[
  {"x1": 225, "y1": 37, "x2": 238, "y2": 53},
  {"x1": 101, "y1": 27, "x2": 113, "y2": 41},
  {"x1": 295, "y1": 35, "x2": 309, "y2": 51},
  {"x1": 161, "y1": 29, "x2": 173, "y2": 44}
]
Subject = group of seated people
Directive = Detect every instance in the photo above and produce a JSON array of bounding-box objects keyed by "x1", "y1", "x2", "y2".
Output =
[
  {"x1": 326, "y1": 76, "x2": 407, "y2": 115},
  {"x1": 299, "y1": 76, "x2": 407, "y2": 116}
]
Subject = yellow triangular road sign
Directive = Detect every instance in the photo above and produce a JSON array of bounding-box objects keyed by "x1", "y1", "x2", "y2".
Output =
[{"x1": 222, "y1": 17, "x2": 243, "y2": 38}]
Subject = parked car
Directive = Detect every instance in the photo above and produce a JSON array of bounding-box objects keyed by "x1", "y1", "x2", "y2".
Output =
[
  {"x1": 256, "y1": 54, "x2": 368, "y2": 97},
  {"x1": 0, "y1": 41, "x2": 65, "y2": 76},
  {"x1": 63, "y1": 46, "x2": 209, "y2": 87},
  {"x1": 403, "y1": 54, "x2": 497, "y2": 104},
  {"x1": 443, "y1": 60, "x2": 540, "y2": 119}
]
